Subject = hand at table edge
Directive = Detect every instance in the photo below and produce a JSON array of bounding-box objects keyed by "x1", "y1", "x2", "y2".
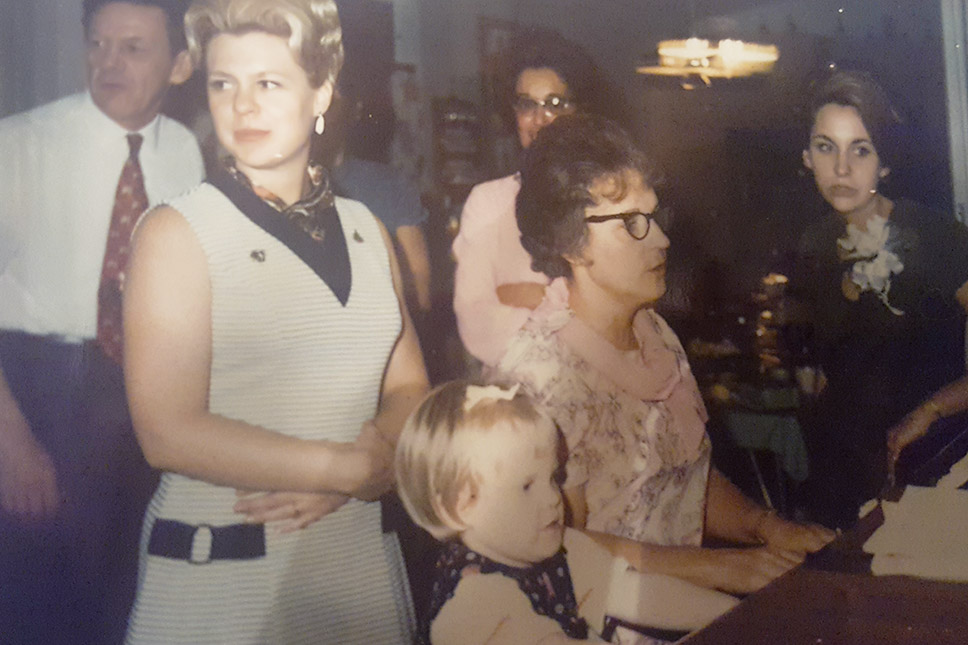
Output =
[{"x1": 757, "y1": 511, "x2": 836, "y2": 555}]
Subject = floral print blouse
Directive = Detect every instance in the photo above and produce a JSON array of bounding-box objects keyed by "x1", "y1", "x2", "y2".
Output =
[{"x1": 494, "y1": 280, "x2": 711, "y2": 546}]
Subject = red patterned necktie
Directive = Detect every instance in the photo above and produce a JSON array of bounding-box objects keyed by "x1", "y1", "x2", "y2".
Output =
[{"x1": 96, "y1": 133, "x2": 148, "y2": 363}]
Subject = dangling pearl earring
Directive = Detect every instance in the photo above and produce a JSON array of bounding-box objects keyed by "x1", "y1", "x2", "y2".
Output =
[
  {"x1": 871, "y1": 168, "x2": 888, "y2": 194},
  {"x1": 314, "y1": 114, "x2": 325, "y2": 135}
]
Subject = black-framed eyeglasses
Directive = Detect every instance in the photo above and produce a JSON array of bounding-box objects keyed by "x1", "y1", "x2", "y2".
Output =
[
  {"x1": 585, "y1": 207, "x2": 672, "y2": 240},
  {"x1": 512, "y1": 94, "x2": 575, "y2": 116}
]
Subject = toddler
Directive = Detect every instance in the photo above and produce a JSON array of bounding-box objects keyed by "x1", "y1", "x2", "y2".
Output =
[{"x1": 395, "y1": 381, "x2": 738, "y2": 645}]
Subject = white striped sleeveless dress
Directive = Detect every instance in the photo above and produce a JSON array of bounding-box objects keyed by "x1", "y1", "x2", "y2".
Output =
[{"x1": 125, "y1": 184, "x2": 413, "y2": 644}]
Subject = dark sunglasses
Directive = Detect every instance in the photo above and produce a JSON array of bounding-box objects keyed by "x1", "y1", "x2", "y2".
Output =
[{"x1": 585, "y1": 206, "x2": 672, "y2": 240}]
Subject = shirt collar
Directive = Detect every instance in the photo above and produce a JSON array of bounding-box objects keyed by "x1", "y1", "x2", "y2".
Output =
[{"x1": 82, "y1": 90, "x2": 163, "y2": 150}]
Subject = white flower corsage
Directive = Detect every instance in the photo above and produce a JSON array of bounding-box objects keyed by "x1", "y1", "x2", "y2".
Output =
[{"x1": 837, "y1": 214, "x2": 905, "y2": 315}]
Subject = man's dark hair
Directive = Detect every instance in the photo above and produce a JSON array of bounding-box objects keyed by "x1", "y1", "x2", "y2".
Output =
[
  {"x1": 516, "y1": 113, "x2": 661, "y2": 279},
  {"x1": 82, "y1": 0, "x2": 190, "y2": 53}
]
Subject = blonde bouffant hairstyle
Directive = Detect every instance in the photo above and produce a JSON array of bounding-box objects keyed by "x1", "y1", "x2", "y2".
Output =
[
  {"x1": 395, "y1": 381, "x2": 546, "y2": 540},
  {"x1": 185, "y1": 0, "x2": 343, "y2": 88}
]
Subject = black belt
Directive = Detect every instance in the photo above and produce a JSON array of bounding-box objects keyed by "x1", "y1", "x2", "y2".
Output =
[
  {"x1": 602, "y1": 616, "x2": 688, "y2": 643},
  {"x1": 147, "y1": 519, "x2": 266, "y2": 564}
]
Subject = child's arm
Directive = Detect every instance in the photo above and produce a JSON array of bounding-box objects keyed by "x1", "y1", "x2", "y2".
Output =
[
  {"x1": 602, "y1": 566, "x2": 738, "y2": 632},
  {"x1": 565, "y1": 529, "x2": 738, "y2": 634},
  {"x1": 431, "y1": 572, "x2": 599, "y2": 645}
]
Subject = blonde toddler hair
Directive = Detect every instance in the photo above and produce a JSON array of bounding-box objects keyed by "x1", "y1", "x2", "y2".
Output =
[{"x1": 395, "y1": 381, "x2": 546, "y2": 540}]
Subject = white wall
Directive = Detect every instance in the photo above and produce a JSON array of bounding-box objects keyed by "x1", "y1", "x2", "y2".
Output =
[{"x1": 0, "y1": 0, "x2": 84, "y2": 117}]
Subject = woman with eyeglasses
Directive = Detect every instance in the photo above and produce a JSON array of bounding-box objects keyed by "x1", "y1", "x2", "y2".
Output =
[
  {"x1": 494, "y1": 115, "x2": 834, "y2": 611},
  {"x1": 452, "y1": 27, "x2": 598, "y2": 368}
]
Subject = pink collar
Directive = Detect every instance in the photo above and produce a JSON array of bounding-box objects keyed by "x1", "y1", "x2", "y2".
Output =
[{"x1": 532, "y1": 278, "x2": 707, "y2": 457}]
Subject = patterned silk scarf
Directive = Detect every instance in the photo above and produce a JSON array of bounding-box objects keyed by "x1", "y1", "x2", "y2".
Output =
[{"x1": 223, "y1": 160, "x2": 335, "y2": 241}]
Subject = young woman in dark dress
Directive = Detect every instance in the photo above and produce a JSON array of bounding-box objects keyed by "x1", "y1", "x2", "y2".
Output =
[{"x1": 795, "y1": 70, "x2": 968, "y2": 528}]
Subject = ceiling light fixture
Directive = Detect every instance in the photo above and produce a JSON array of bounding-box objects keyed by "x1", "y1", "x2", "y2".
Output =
[
  {"x1": 637, "y1": 37, "x2": 779, "y2": 80},
  {"x1": 636, "y1": 0, "x2": 778, "y2": 83}
]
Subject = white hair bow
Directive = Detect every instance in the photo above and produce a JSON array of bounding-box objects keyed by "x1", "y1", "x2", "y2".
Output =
[{"x1": 463, "y1": 383, "x2": 520, "y2": 412}]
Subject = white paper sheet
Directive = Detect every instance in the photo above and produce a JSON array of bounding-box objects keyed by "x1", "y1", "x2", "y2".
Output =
[{"x1": 864, "y1": 485, "x2": 968, "y2": 581}]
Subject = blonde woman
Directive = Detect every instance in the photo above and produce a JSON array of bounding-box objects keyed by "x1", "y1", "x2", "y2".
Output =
[{"x1": 123, "y1": 1, "x2": 427, "y2": 642}]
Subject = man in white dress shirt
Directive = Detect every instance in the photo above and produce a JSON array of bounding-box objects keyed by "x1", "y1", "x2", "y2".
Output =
[{"x1": 0, "y1": 1, "x2": 202, "y2": 642}]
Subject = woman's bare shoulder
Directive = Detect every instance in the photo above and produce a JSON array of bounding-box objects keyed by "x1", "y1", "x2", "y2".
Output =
[
  {"x1": 131, "y1": 204, "x2": 205, "y2": 270},
  {"x1": 135, "y1": 204, "x2": 193, "y2": 242}
]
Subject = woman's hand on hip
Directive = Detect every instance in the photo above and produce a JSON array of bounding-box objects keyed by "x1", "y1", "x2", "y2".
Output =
[{"x1": 496, "y1": 281, "x2": 547, "y2": 309}]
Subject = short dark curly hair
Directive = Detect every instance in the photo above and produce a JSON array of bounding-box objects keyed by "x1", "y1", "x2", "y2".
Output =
[
  {"x1": 516, "y1": 113, "x2": 661, "y2": 279},
  {"x1": 82, "y1": 0, "x2": 190, "y2": 53},
  {"x1": 494, "y1": 27, "x2": 613, "y2": 131},
  {"x1": 505, "y1": 27, "x2": 598, "y2": 108},
  {"x1": 807, "y1": 69, "x2": 902, "y2": 169}
]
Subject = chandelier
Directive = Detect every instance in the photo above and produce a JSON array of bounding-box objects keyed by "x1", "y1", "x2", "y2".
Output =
[{"x1": 637, "y1": 37, "x2": 779, "y2": 80}]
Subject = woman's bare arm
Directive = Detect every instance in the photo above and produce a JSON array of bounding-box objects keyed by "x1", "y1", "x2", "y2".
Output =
[
  {"x1": 124, "y1": 207, "x2": 384, "y2": 496},
  {"x1": 704, "y1": 468, "x2": 834, "y2": 552},
  {"x1": 359, "y1": 221, "x2": 430, "y2": 498},
  {"x1": 888, "y1": 374, "x2": 968, "y2": 480},
  {"x1": 564, "y1": 480, "x2": 817, "y2": 595}
]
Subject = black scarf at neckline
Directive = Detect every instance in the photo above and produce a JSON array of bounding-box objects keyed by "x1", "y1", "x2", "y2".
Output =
[{"x1": 208, "y1": 166, "x2": 352, "y2": 306}]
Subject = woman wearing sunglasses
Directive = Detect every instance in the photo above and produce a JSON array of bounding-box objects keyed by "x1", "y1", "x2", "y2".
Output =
[{"x1": 494, "y1": 115, "x2": 834, "y2": 612}]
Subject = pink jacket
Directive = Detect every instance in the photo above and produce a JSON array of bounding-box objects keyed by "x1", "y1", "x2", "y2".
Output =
[{"x1": 452, "y1": 174, "x2": 550, "y2": 366}]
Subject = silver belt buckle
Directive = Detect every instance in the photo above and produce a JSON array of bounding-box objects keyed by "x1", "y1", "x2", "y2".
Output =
[{"x1": 189, "y1": 524, "x2": 214, "y2": 564}]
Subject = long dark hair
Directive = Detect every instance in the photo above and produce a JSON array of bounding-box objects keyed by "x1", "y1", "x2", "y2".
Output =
[{"x1": 499, "y1": 26, "x2": 632, "y2": 134}]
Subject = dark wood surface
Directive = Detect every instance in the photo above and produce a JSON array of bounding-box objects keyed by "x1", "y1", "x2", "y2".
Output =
[{"x1": 680, "y1": 504, "x2": 968, "y2": 645}]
